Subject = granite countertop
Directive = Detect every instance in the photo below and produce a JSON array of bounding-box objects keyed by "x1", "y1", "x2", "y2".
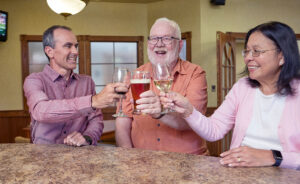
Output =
[{"x1": 0, "y1": 144, "x2": 299, "y2": 184}]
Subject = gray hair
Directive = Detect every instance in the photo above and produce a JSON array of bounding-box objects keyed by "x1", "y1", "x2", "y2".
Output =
[
  {"x1": 43, "y1": 25, "x2": 72, "y2": 61},
  {"x1": 151, "y1": 17, "x2": 181, "y2": 39}
]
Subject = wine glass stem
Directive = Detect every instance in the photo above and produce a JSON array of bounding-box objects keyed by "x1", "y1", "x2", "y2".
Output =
[{"x1": 119, "y1": 96, "x2": 124, "y2": 114}]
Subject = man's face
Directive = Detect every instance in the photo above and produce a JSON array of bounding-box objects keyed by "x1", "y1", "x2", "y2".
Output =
[
  {"x1": 46, "y1": 28, "x2": 78, "y2": 75},
  {"x1": 147, "y1": 21, "x2": 182, "y2": 66}
]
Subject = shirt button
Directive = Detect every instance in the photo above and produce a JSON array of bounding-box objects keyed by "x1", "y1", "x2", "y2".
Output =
[
  {"x1": 157, "y1": 123, "x2": 160, "y2": 127},
  {"x1": 64, "y1": 131, "x2": 66, "y2": 134},
  {"x1": 157, "y1": 138, "x2": 160, "y2": 142}
]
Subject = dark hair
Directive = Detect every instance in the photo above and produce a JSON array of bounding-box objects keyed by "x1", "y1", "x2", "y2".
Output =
[
  {"x1": 42, "y1": 25, "x2": 72, "y2": 61},
  {"x1": 243, "y1": 21, "x2": 300, "y2": 96}
]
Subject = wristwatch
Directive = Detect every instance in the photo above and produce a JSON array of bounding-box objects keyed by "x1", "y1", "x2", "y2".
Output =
[
  {"x1": 83, "y1": 135, "x2": 93, "y2": 145},
  {"x1": 271, "y1": 150, "x2": 283, "y2": 167}
]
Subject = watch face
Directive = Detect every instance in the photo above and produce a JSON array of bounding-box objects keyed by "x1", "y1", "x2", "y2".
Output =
[
  {"x1": 272, "y1": 150, "x2": 283, "y2": 167},
  {"x1": 84, "y1": 136, "x2": 92, "y2": 145},
  {"x1": 274, "y1": 150, "x2": 282, "y2": 159}
]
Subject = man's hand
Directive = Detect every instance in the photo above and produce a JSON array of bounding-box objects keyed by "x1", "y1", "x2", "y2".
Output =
[
  {"x1": 219, "y1": 146, "x2": 275, "y2": 167},
  {"x1": 92, "y1": 83, "x2": 129, "y2": 109},
  {"x1": 63, "y1": 131, "x2": 89, "y2": 147},
  {"x1": 136, "y1": 90, "x2": 162, "y2": 118}
]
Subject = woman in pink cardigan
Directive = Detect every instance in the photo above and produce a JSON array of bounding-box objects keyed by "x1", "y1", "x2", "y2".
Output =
[{"x1": 160, "y1": 22, "x2": 300, "y2": 170}]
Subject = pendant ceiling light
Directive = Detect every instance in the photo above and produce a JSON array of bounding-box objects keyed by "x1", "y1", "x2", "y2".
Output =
[{"x1": 47, "y1": 0, "x2": 89, "y2": 18}]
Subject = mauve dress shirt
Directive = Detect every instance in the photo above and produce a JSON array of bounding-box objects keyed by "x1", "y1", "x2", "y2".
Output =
[{"x1": 23, "y1": 65, "x2": 103, "y2": 145}]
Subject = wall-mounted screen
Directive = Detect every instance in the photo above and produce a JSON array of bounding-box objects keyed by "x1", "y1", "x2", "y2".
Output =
[{"x1": 0, "y1": 10, "x2": 8, "y2": 42}]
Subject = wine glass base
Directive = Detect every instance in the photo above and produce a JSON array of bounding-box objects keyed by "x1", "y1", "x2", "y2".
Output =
[
  {"x1": 132, "y1": 109, "x2": 142, "y2": 115},
  {"x1": 112, "y1": 112, "x2": 128, "y2": 118},
  {"x1": 161, "y1": 108, "x2": 175, "y2": 114}
]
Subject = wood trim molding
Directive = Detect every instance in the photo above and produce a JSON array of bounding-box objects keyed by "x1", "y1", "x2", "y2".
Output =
[
  {"x1": 0, "y1": 110, "x2": 29, "y2": 118},
  {"x1": 77, "y1": 35, "x2": 88, "y2": 74},
  {"x1": 181, "y1": 32, "x2": 192, "y2": 62},
  {"x1": 87, "y1": 35, "x2": 144, "y2": 42},
  {"x1": 137, "y1": 37, "x2": 144, "y2": 67},
  {"x1": 86, "y1": 35, "x2": 144, "y2": 67},
  {"x1": 227, "y1": 32, "x2": 300, "y2": 41},
  {"x1": 20, "y1": 35, "x2": 44, "y2": 112}
]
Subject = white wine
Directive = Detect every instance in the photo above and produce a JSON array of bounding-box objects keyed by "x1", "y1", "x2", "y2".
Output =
[{"x1": 154, "y1": 79, "x2": 173, "y2": 92}]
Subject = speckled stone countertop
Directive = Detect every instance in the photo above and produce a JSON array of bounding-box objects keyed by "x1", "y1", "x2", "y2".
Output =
[{"x1": 0, "y1": 144, "x2": 299, "y2": 184}]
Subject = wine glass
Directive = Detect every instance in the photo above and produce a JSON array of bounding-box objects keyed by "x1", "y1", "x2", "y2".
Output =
[
  {"x1": 112, "y1": 67, "x2": 130, "y2": 118},
  {"x1": 153, "y1": 63, "x2": 173, "y2": 114}
]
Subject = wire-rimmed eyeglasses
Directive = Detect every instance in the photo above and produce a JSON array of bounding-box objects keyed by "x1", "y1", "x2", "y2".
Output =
[
  {"x1": 242, "y1": 48, "x2": 279, "y2": 58},
  {"x1": 148, "y1": 36, "x2": 180, "y2": 45}
]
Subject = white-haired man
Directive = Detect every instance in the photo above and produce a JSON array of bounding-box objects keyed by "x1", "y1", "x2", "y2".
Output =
[{"x1": 116, "y1": 18, "x2": 208, "y2": 154}]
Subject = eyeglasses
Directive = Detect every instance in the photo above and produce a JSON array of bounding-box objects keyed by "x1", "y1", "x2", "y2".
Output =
[
  {"x1": 147, "y1": 36, "x2": 180, "y2": 45},
  {"x1": 242, "y1": 48, "x2": 279, "y2": 58}
]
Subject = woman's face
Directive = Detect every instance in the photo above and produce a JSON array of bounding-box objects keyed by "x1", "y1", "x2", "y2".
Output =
[{"x1": 244, "y1": 31, "x2": 284, "y2": 84}]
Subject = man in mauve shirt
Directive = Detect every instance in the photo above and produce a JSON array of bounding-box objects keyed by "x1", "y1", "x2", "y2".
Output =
[
  {"x1": 116, "y1": 18, "x2": 209, "y2": 155},
  {"x1": 24, "y1": 25, "x2": 128, "y2": 146}
]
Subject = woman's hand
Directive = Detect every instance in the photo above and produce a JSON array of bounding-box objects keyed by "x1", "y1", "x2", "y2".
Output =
[
  {"x1": 220, "y1": 146, "x2": 275, "y2": 167},
  {"x1": 159, "y1": 91, "x2": 194, "y2": 118}
]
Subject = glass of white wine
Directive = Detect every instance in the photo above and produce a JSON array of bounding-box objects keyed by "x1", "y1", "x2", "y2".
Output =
[
  {"x1": 153, "y1": 63, "x2": 174, "y2": 114},
  {"x1": 112, "y1": 67, "x2": 130, "y2": 118}
]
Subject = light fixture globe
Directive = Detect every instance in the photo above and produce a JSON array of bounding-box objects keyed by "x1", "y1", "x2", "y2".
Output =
[{"x1": 46, "y1": 0, "x2": 88, "y2": 18}]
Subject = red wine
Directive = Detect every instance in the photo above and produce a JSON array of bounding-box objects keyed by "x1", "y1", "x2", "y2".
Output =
[{"x1": 116, "y1": 91, "x2": 126, "y2": 95}]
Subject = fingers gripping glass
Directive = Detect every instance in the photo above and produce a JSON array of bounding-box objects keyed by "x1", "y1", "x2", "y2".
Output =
[
  {"x1": 148, "y1": 36, "x2": 180, "y2": 45},
  {"x1": 242, "y1": 48, "x2": 279, "y2": 58},
  {"x1": 153, "y1": 63, "x2": 174, "y2": 114},
  {"x1": 112, "y1": 67, "x2": 130, "y2": 118}
]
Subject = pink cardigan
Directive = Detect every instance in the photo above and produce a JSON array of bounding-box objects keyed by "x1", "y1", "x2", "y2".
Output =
[{"x1": 186, "y1": 77, "x2": 300, "y2": 170}]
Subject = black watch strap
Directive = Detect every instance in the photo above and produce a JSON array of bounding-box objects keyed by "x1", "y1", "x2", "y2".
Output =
[
  {"x1": 271, "y1": 150, "x2": 283, "y2": 167},
  {"x1": 83, "y1": 135, "x2": 93, "y2": 145}
]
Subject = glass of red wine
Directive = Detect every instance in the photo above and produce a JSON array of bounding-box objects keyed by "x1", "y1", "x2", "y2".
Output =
[{"x1": 112, "y1": 67, "x2": 130, "y2": 117}]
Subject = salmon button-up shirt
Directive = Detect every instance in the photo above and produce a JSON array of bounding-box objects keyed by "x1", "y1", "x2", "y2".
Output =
[{"x1": 122, "y1": 59, "x2": 208, "y2": 155}]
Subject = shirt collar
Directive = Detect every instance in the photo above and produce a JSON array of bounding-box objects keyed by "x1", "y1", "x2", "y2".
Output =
[
  {"x1": 43, "y1": 65, "x2": 78, "y2": 82},
  {"x1": 172, "y1": 58, "x2": 188, "y2": 76}
]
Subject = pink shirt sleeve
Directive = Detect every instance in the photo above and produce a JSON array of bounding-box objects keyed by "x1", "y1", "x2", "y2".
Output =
[{"x1": 24, "y1": 76, "x2": 94, "y2": 123}]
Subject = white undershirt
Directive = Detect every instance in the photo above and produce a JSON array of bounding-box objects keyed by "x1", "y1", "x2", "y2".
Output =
[{"x1": 241, "y1": 88, "x2": 285, "y2": 151}]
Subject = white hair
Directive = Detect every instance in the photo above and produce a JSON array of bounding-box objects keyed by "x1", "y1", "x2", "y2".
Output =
[{"x1": 150, "y1": 17, "x2": 181, "y2": 40}]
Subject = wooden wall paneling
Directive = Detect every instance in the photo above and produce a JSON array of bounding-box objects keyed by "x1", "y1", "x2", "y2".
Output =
[
  {"x1": 0, "y1": 111, "x2": 30, "y2": 143},
  {"x1": 0, "y1": 117, "x2": 10, "y2": 143}
]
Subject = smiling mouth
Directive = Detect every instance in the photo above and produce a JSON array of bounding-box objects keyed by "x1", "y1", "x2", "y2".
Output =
[
  {"x1": 155, "y1": 50, "x2": 167, "y2": 55},
  {"x1": 248, "y1": 66, "x2": 259, "y2": 69},
  {"x1": 67, "y1": 55, "x2": 77, "y2": 63}
]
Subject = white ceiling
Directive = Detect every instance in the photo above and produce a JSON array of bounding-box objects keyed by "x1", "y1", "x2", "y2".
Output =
[{"x1": 90, "y1": 0, "x2": 163, "y2": 3}]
